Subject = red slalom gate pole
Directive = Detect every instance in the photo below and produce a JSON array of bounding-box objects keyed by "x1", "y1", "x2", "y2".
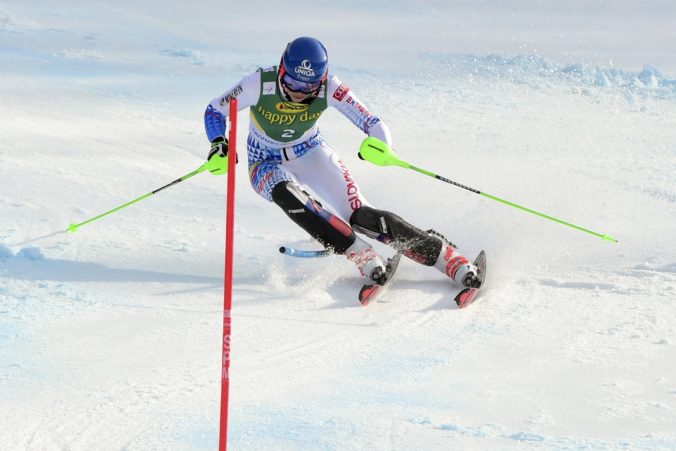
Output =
[{"x1": 219, "y1": 97, "x2": 237, "y2": 451}]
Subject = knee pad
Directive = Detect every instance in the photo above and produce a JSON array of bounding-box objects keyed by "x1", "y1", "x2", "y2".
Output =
[
  {"x1": 349, "y1": 206, "x2": 442, "y2": 265},
  {"x1": 271, "y1": 181, "x2": 355, "y2": 254}
]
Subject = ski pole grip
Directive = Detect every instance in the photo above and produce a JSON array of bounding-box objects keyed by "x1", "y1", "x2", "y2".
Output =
[{"x1": 359, "y1": 137, "x2": 409, "y2": 168}]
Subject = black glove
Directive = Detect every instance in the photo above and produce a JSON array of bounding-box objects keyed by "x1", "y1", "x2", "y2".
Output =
[
  {"x1": 206, "y1": 137, "x2": 237, "y2": 175},
  {"x1": 208, "y1": 137, "x2": 233, "y2": 161}
]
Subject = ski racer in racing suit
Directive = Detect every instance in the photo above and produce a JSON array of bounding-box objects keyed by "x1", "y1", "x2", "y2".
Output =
[{"x1": 204, "y1": 36, "x2": 479, "y2": 288}]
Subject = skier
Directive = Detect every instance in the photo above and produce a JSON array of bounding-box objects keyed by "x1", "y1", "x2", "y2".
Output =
[{"x1": 204, "y1": 36, "x2": 479, "y2": 289}]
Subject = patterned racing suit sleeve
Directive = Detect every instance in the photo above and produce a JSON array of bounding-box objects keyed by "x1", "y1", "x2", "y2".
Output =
[
  {"x1": 326, "y1": 75, "x2": 392, "y2": 146},
  {"x1": 204, "y1": 71, "x2": 261, "y2": 142}
]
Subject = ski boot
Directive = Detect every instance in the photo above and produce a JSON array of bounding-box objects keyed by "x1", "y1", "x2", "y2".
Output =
[
  {"x1": 429, "y1": 229, "x2": 479, "y2": 287},
  {"x1": 346, "y1": 239, "x2": 387, "y2": 284}
]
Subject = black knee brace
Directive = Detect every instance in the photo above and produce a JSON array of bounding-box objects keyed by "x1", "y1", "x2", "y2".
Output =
[
  {"x1": 271, "y1": 181, "x2": 356, "y2": 254},
  {"x1": 349, "y1": 206, "x2": 442, "y2": 265}
]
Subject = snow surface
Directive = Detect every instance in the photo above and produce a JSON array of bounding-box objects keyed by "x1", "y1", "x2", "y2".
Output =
[{"x1": 1, "y1": 1, "x2": 676, "y2": 450}]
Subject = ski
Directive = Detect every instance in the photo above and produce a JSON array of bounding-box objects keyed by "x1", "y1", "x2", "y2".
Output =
[
  {"x1": 279, "y1": 246, "x2": 331, "y2": 258},
  {"x1": 358, "y1": 253, "x2": 402, "y2": 306},
  {"x1": 454, "y1": 250, "x2": 486, "y2": 309}
]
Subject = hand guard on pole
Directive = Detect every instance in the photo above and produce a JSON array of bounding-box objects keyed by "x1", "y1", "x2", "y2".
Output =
[{"x1": 206, "y1": 137, "x2": 234, "y2": 175}]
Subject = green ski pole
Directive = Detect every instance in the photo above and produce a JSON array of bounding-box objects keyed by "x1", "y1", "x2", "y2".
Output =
[
  {"x1": 359, "y1": 137, "x2": 618, "y2": 243},
  {"x1": 67, "y1": 156, "x2": 227, "y2": 233}
]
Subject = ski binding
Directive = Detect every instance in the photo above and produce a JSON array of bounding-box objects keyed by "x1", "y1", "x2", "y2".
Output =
[
  {"x1": 454, "y1": 250, "x2": 486, "y2": 309},
  {"x1": 358, "y1": 253, "x2": 402, "y2": 306}
]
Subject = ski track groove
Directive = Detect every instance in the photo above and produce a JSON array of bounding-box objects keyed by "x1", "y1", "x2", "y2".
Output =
[{"x1": 18, "y1": 327, "x2": 220, "y2": 450}]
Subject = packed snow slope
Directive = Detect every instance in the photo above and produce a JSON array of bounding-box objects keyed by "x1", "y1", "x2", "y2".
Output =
[{"x1": 1, "y1": 1, "x2": 675, "y2": 450}]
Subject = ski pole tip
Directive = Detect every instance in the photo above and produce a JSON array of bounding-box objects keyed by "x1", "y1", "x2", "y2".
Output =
[
  {"x1": 67, "y1": 223, "x2": 79, "y2": 233},
  {"x1": 601, "y1": 234, "x2": 618, "y2": 243}
]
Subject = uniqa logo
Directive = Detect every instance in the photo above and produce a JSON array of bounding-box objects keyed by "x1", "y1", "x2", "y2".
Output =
[{"x1": 295, "y1": 60, "x2": 315, "y2": 78}]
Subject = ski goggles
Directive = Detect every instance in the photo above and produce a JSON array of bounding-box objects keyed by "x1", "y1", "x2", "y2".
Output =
[{"x1": 281, "y1": 72, "x2": 322, "y2": 94}]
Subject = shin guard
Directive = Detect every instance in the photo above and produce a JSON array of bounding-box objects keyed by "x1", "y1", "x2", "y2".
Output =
[
  {"x1": 349, "y1": 206, "x2": 442, "y2": 265},
  {"x1": 272, "y1": 181, "x2": 356, "y2": 254}
]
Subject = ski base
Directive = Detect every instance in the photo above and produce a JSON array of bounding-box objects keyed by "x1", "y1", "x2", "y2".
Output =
[
  {"x1": 455, "y1": 287, "x2": 481, "y2": 308},
  {"x1": 359, "y1": 253, "x2": 402, "y2": 306},
  {"x1": 454, "y1": 250, "x2": 486, "y2": 309}
]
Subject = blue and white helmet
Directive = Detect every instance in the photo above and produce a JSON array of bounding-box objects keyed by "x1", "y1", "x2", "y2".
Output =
[{"x1": 279, "y1": 37, "x2": 328, "y2": 101}]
